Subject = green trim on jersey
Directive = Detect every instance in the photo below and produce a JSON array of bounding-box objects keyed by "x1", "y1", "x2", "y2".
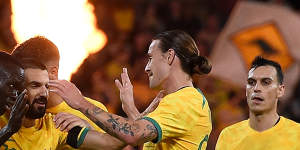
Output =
[
  {"x1": 77, "y1": 127, "x2": 89, "y2": 148},
  {"x1": 197, "y1": 88, "x2": 207, "y2": 109},
  {"x1": 143, "y1": 117, "x2": 162, "y2": 143}
]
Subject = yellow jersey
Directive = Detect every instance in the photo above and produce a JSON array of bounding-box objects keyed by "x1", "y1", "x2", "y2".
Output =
[
  {"x1": 46, "y1": 97, "x2": 107, "y2": 133},
  {"x1": 143, "y1": 87, "x2": 212, "y2": 150},
  {"x1": 46, "y1": 97, "x2": 108, "y2": 150},
  {"x1": 216, "y1": 116, "x2": 300, "y2": 150},
  {"x1": 0, "y1": 113, "x2": 67, "y2": 150}
]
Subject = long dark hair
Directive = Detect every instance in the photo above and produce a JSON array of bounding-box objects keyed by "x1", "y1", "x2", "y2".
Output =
[{"x1": 153, "y1": 30, "x2": 212, "y2": 75}]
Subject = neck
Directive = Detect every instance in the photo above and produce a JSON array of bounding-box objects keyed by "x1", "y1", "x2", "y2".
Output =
[
  {"x1": 22, "y1": 117, "x2": 35, "y2": 128},
  {"x1": 47, "y1": 92, "x2": 63, "y2": 108},
  {"x1": 4, "y1": 111, "x2": 35, "y2": 128},
  {"x1": 162, "y1": 70, "x2": 193, "y2": 94},
  {"x1": 249, "y1": 109, "x2": 279, "y2": 132}
]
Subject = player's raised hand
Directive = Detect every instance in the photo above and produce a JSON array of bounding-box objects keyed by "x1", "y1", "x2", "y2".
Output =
[
  {"x1": 53, "y1": 112, "x2": 93, "y2": 132},
  {"x1": 7, "y1": 89, "x2": 29, "y2": 133},
  {"x1": 49, "y1": 80, "x2": 87, "y2": 110},
  {"x1": 115, "y1": 68, "x2": 138, "y2": 118}
]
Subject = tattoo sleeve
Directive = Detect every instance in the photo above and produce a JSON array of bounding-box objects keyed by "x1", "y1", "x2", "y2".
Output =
[{"x1": 80, "y1": 103, "x2": 158, "y2": 146}]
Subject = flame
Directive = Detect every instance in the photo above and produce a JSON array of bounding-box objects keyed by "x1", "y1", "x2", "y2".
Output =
[{"x1": 11, "y1": 0, "x2": 107, "y2": 80}]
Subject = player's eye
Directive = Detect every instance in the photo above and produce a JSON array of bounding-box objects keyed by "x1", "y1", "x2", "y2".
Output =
[
  {"x1": 8, "y1": 84, "x2": 16, "y2": 91},
  {"x1": 45, "y1": 84, "x2": 50, "y2": 89},
  {"x1": 247, "y1": 79, "x2": 256, "y2": 86},
  {"x1": 262, "y1": 78, "x2": 272, "y2": 85}
]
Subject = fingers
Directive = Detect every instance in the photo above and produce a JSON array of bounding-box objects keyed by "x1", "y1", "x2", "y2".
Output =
[
  {"x1": 54, "y1": 113, "x2": 74, "y2": 131},
  {"x1": 11, "y1": 90, "x2": 27, "y2": 112},
  {"x1": 59, "y1": 117, "x2": 78, "y2": 131},
  {"x1": 49, "y1": 80, "x2": 66, "y2": 92},
  {"x1": 49, "y1": 88, "x2": 64, "y2": 98},
  {"x1": 64, "y1": 120, "x2": 86, "y2": 132},
  {"x1": 123, "y1": 68, "x2": 132, "y2": 85},
  {"x1": 115, "y1": 79, "x2": 123, "y2": 91},
  {"x1": 54, "y1": 113, "x2": 89, "y2": 132}
]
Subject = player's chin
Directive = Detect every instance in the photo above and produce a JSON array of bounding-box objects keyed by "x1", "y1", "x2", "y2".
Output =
[
  {"x1": 249, "y1": 106, "x2": 265, "y2": 114},
  {"x1": 26, "y1": 107, "x2": 46, "y2": 119}
]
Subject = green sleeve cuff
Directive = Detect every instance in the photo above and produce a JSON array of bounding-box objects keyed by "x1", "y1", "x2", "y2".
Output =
[
  {"x1": 77, "y1": 127, "x2": 89, "y2": 147},
  {"x1": 142, "y1": 117, "x2": 162, "y2": 143}
]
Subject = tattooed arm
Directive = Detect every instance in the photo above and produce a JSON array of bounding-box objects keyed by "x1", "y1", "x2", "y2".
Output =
[
  {"x1": 81, "y1": 131, "x2": 126, "y2": 149},
  {"x1": 49, "y1": 79, "x2": 158, "y2": 146},
  {"x1": 82, "y1": 103, "x2": 158, "y2": 146}
]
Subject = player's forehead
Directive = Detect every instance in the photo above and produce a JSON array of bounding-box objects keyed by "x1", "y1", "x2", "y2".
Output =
[
  {"x1": 248, "y1": 65, "x2": 277, "y2": 81},
  {"x1": 25, "y1": 68, "x2": 49, "y2": 84},
  {"x1": 148, "y1": 40, "x2": 161, "y2": 55}
]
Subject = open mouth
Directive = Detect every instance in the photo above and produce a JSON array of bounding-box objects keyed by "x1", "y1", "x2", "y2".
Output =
[
  {"x1": 252, "y1": 96, "x2": 264, "y2": 101},
  {"x1": 34, "y1": 97, "x2": 47, "y2": 105}
]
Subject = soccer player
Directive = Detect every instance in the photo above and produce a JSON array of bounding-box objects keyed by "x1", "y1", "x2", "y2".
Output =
[
  {"x1": 216, "y1": 56, "x2": 300, "y2": 150},
  {"x1": 11, "y1": 36, "x2": 108, "y2": 134},
  {"x1": 10, "y1": 37, "x2": 125, "y2": 149},
  {"x1": 0, "y1": 52, "x2": 28, "y2": 146},
  {"x1": 50, "y1": 30, "x2": 213, "y2": 149},
  {"x1": 0, "y1": 59, "x2": 68, "y2": 149},
  {"x1": 0, "y1": 59, "x2": 125, "y2": 149}
]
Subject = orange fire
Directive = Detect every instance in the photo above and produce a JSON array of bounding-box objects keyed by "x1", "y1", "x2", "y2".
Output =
[{"x1": 11, "y1": 0, "x2": 107, "y2": 80}]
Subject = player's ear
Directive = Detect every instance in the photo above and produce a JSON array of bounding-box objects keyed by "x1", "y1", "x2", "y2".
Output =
[
  {"x1": 47, "y1": 66, "x2": 58, "y2": 80},
  {"x1": 277, "y1": 84, "x2": 285, "y2": 98},
  {"x1": 167, "y1": 49, "x2": 175, "y2": 65}
]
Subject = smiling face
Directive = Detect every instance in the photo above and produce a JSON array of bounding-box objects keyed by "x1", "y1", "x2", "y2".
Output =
[
  {"x1": 0, "y1": 64, "x2": 25, "y2": 115},
  {"x1": 144, "y1": 40, "x2": 170, "y2": 88},
  {"x1": 246, "y1": 65, "x2": 284, "y2": 114},
  {"x1": 24, "y1": 68, "x2": 49, "y2": 119}
]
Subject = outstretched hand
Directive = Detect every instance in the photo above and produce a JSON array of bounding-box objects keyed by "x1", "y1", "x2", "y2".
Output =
[
  {"x1": 53, "y1": 112, "x2": 93, "y2": 132},
  {"x1": 7, "y1": 90, "x2": 29, "y2": 133},
  {"x1": 115, "y1": 68, "x2": 137, "y2": 117},
  {"x1": 49, "y1": 80, "x2": 87, "y2": 110}
]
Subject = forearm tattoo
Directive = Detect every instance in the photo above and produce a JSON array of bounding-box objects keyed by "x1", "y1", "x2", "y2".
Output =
[{"x1": 84, "y1": 105, "x2": 157, "y2": 143}]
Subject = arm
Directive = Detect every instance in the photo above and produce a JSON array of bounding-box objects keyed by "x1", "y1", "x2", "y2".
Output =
[
  {"x1": 0, "y1": 126, "x2": 15, "y2": 146},
  {"x1": 81, "y1": 131, "x2": 126, "y2": 150},
  {"x1": 53, "y1": 112, "x2": 94, "y2": 132},
  {"x1": 82, "y1": 103, "x2": 157, "y2": 146},
  {"x1": 0, "y1": 90, "x2": 28, "y2": 146},
  {"x1": 54, "y1": 113, "x2": 126, "y2": 150},
  {"x1": 49, "y1": 80, "x2": 158, "y2": 146},
  {"x1": 115, "y1": 68, "x2": 164, "y2": 120}
]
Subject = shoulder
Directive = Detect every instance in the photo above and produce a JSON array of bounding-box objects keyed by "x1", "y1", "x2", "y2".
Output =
[
  {"x1": 220, "y1": 120, "x2": 249, "y2": 137},
  {"x1": 84, "y1": 97, "x2": 108, "y2": 112},
  {"x1": 281, "y1": 116, "x2": 300, "y2": 129},
  {"x1": 163, "y1": 87, "x2": 204, "y2": 104}
]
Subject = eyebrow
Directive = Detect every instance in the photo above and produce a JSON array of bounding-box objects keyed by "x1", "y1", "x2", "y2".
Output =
[
  {"x1": 28, "y1": 81, "x2": 41, "y2": 86},
  {"x1": 261, "y1": 77, "x2": 273, "y2": 81},
  {"x1": 247, "y1": 77, "x2": 273, "y2": 81}
]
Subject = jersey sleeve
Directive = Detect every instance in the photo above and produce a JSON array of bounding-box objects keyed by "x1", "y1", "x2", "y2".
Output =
[
  {"x1": 216, "y1": 128, "x2": 232, "y2": 150},
  {"x1": 143, "y1": 94, "x2": 203, "y2": 143}
]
